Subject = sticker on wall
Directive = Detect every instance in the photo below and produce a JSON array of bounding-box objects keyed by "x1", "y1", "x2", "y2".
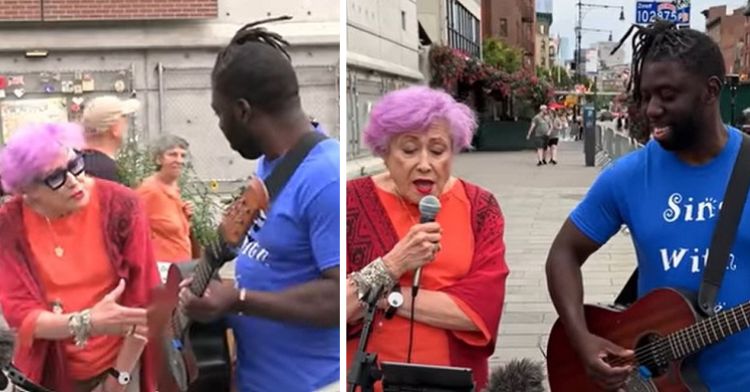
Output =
[
  {"x1": 8, "y1": 76, "x2": 23, "y2": 86},
  {"x1": 0, "y1": 90, "x2": 6, "y2": 99},
  {"x1": 82, "y1": 74, "x2": 95, "y2": 92},
  {"x1": 114, "y1": 79, "x2": 126, "y2": 93},
  {"x1": 74, "y1": 71, "x2": 82, "y2": 81},
  {"x1": 43, "y1": 83, "x2": 56, "y2": 93},
  {"x1": 61, "y1": 80, "x2": 74, "y2": 94},
  {"x1": 0, "y1": 76, "x2": 7, "y2": 90},
  {"x1": 13, "y1": 88, "x2": 25, "y2": 98},
  {"x1": 73, "y1": 84, "x2": 83, "y2": 95},
  {"x1": 52, "y1": 72, "x2": 61, "y2": 82},
  {"x1": 70, "y1": 99, "x2": 82, "y2": 113}
]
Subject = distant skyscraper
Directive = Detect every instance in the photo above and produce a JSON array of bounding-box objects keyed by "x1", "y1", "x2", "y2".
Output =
[
  {"x1": 596, "y1": 41, "x2": 625, "y2": 68},
  {"x1": 558, "y1": 37, "x2": 571, "y2": 64},
  {"x1": 536, "y1": 0, "x2": 552, "y2": 13}
]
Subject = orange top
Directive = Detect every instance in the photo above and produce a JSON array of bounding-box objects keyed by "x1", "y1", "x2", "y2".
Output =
[
  {"x1": 22, "y1": 184, "x2": 122, "y2": 381},
  {"x1": 136, "y1": 176, "x2": 192, "y2": 263},
  {"x1": 347, "y1": 181, "x2": 493, "y2": 389}
]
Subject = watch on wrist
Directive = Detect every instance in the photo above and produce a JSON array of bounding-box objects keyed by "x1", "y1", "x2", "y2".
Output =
[{"x1": 106, "y1": 367, "x2": 131, "y2": 385}]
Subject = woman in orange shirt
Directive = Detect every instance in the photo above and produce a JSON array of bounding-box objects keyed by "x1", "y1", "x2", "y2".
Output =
[
  {"x1": 136, "y1": 134, "x2": 196, "y2": 263},
  {"x1": 0, "y1": 122, "x2": 160, "y2": 392},
  {"x1": 346, "y1": 86, "x2": 509, "y2": 391}
]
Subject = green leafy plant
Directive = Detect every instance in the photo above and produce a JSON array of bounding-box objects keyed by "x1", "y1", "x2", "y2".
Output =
[
  {"x1": 483, "y1": 38, "x2": 523, "y2": 74},
  {"x1": 117, "y1": 136, "x2": 222, "y2": 247}
]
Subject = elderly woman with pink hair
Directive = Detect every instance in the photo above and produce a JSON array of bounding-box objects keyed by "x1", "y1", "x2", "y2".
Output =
[
  {"x1": 345, "y1": 86, "x2": 509, "y2": 390},
  {"x1": 0, "y1": 122, "x2": 160, "y2": 392}
]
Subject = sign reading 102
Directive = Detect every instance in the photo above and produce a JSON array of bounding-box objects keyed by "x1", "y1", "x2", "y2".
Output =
[{"x1": 635, "y1": 1, "x2": 690, "y2": 26}]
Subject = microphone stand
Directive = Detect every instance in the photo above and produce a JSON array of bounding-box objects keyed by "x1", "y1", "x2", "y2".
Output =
[
  {"x1": 2, "y1": 365, "x2": 53, "y2": 392},
  {"x1": 347, "y1": 284, "x2": 384, "y2": 392}
]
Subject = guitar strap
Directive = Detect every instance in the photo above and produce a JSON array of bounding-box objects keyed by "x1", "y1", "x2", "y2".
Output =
[
  {"x1": 698, "y1": 133, "x2": 750, "y2": 316},
  {"x1": 615, "y1": 133, "x2": 750, "y2": 314},
  {"x1": 263, "y1": 131, "x2": 328, "y2": 202}
]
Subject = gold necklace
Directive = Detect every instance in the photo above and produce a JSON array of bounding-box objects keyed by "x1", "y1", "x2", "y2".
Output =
[{"x1": 44, "y1": 217, "x2": 64, "y2": 258}]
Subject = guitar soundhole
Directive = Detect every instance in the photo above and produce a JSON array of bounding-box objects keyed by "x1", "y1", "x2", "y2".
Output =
[{"x1": 634, "y1": 333, "x2": 669, "y2": 378}]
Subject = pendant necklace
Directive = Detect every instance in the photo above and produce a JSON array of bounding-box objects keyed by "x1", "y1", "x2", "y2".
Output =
[{"x1": 44, "y1": 217, "x2": 64, "y2": 258}]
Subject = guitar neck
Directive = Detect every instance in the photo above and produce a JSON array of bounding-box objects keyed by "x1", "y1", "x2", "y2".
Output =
[
  {"x1": 667, "y1": 302, "x2": 750, "y2": 360},
  {"x1": 173, "y1": 242, "x2": 228, "y2": 334}
]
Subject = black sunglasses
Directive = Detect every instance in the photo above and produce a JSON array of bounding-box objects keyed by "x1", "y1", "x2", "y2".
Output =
[{"x1": 41, "y1": 150, "x2": 85, "y2": 190}]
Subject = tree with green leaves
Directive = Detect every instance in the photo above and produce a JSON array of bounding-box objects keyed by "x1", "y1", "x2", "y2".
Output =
[{"x1": 483, "y1": 38, "x2": 523, "y2": 74}]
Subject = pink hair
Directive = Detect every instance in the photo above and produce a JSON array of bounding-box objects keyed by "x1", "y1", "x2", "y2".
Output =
[
  {"x1": 0, "y1": 122, "x2": 84, "y2": 193},
  {"x1": 363, "y1": 86, "x2": 476, "y2": 156}
]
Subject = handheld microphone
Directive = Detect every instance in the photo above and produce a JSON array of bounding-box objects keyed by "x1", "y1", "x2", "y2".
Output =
[{"x1": 412, "y1": 195, "x2": 441, "y2": 297}]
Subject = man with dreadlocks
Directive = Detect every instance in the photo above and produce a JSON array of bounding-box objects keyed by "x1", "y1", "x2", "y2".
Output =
[
  {"x1": 546, "y1": 19, "x2": 750, "y2": 391},
  {"x1": 180, "y1": 16, "x2": 340, "y2": 391}
]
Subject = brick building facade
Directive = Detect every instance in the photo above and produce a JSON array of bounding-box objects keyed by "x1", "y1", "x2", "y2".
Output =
[
  {"x1": 0, "y1": 0, "x2": 217, "y2": 21},
  {"x1": 481, "y1": 0, "x2": 536, "y2": 69},
  {"x1": 702, "y1": 5, "x2": 745, "y2": 75}
]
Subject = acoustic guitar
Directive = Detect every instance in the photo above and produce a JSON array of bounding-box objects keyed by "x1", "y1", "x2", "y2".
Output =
[
  {"x1": 149, "y1": 177, "x2": 269, "y2": 392},
  {"x1": 546, "y1": 288, "x2": 750, "y2": 391}
]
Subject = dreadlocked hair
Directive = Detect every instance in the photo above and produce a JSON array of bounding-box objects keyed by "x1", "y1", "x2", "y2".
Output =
[
  {"x1": 611, "y1": 19, "x2": 726, "y2": 106},
  {"x1": 212, "y1": 15, "x2": 301, "y2": 115}
]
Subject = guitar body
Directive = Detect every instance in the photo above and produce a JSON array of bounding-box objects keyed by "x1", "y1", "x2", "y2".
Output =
[
  {"x1": 154, "y1": 265, "x2": 200, "y2": 392},
  {"x1": 163, "y1": 262, "x2": 232, "y2": 392},
  {"x1": 547, "y1": 288, "x2": 708, "y2": 392}
]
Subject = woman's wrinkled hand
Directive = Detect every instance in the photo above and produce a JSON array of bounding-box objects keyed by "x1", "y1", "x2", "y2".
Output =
[{"x1": 382, "y1": 222, "x2": 442, "y2": 279}]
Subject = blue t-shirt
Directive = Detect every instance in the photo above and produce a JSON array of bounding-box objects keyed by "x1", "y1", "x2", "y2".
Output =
[
  {"x1": 229, "y1": 138, "x2": 340, "y2": 391},
  {"x1": 570, "y1": 126, "x2": 750, "y2": 391}
]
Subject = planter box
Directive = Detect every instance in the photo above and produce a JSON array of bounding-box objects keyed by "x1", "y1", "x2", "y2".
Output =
[{"x1": 473, "y1": 120, "x2": 535, "y2": 151}]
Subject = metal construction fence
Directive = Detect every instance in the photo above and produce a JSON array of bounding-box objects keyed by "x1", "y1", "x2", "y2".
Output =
[{"x1": 595, "y1": 123, "x2": 643, "y2": 169}]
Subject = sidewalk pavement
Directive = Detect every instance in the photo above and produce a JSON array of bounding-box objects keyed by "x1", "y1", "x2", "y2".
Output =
[{"x1": 451, "y1": 141, "x2": 637, "y2": 381}]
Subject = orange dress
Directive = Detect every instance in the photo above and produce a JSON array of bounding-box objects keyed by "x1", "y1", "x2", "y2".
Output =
[
  {"x1": 22, "y1": 184, "x2": 122, "y2": 381},
  {"x1": 136, "y1": 176, "x2": 192, "y2": 263},
  {"x1": 346, "y1": 181, "x2": 493, "y2": 389}
]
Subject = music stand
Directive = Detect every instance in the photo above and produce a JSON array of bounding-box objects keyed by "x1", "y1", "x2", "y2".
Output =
[{"x1": 381, "y1": 362, "x2": 474, "y2": 392}]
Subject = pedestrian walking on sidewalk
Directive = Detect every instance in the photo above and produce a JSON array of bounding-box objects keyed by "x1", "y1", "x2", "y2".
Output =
[{"x1": 527, "y1": 105, "x2": 552, "y2": 166}]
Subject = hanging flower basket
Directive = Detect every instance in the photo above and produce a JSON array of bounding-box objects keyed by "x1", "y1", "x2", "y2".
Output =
[{"x1": 428, "y1": 44, "x2": 554, "y2": 110}]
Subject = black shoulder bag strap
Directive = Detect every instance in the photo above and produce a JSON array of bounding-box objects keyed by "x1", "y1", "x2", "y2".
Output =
[
  {"x1": 615, "y1": 134, "x2": 750, "y2": 310},
  {"x1": 263, "y1": 131, "x2": 327, "y2": 202},
  {"x1": 698, "y1": 133, "x2": 750, "y2": 316}
]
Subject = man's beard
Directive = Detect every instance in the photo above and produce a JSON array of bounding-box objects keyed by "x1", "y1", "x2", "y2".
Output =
[{"x1": 655, "y1": 115, "x2": 702, "y2": 152}]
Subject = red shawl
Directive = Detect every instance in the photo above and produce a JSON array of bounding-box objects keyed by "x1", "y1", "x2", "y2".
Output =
[
  {"x1": 347, "y1": 177, "x2": 509, "y2": 390},
  {"x1": 0, "y1": 179, "x2": 160, "y2": 392}
]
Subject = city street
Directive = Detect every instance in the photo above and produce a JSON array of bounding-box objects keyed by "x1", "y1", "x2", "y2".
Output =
[{"x1": 452, "y1": 141, "x2": 637, "y2": 381}]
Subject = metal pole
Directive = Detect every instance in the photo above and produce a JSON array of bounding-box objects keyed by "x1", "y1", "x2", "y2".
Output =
[
  {"x1": 157, "y1": 62, "x2": 164, "y2": 135},
  {"x1": 731, "y1": 85, "x2": 737, "y2": 127},
  {"x1": 577, "y1": 0, "x2": 582, "y2": 84}
]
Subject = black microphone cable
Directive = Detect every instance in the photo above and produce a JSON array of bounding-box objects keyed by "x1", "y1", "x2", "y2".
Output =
[{"x1": 406, "y1": 283, "x2": 417, "y2": 363}]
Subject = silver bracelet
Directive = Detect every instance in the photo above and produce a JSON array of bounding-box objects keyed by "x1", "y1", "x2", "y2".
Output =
[
  {"x1": 68, "y1": 309, "x2": 92, "y2": 348},
  {"x1": 349, "y1": 257, "x2": 397, "y2": 301}
]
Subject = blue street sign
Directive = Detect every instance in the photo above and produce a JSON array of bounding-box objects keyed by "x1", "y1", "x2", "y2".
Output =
[{"x1": 635, "y1": 1, "x2": 690, "y2": 26}]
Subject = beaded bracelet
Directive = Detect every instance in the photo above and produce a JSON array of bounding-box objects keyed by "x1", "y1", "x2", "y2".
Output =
[
  {"x1": 349, "y1": 257, "x2": 396, "y2": 303},
  {"x1": 68, "y1": 309, "x2": 92, "y2": 348}
]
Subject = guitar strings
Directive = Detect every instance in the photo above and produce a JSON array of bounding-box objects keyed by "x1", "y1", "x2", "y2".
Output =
[{"x1": 604, "y1": 303, "x2": 750, "y2": 369}]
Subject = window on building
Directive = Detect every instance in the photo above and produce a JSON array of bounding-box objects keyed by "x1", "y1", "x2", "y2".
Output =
[
  {"x1": 499, "y1": 18, "x2": 508, "y2": 36},
  {"x1": 445, "y1": 0, "x2": 481, "y2": 58}
]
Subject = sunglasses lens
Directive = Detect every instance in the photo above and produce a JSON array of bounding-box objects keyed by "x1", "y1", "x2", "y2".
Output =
[
  {"x1": 44, "y1": 170, "x2": 67, "y2": 190},
  {"x1": 69, "y1": 154, "x2": 85, "y2": 176}
]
